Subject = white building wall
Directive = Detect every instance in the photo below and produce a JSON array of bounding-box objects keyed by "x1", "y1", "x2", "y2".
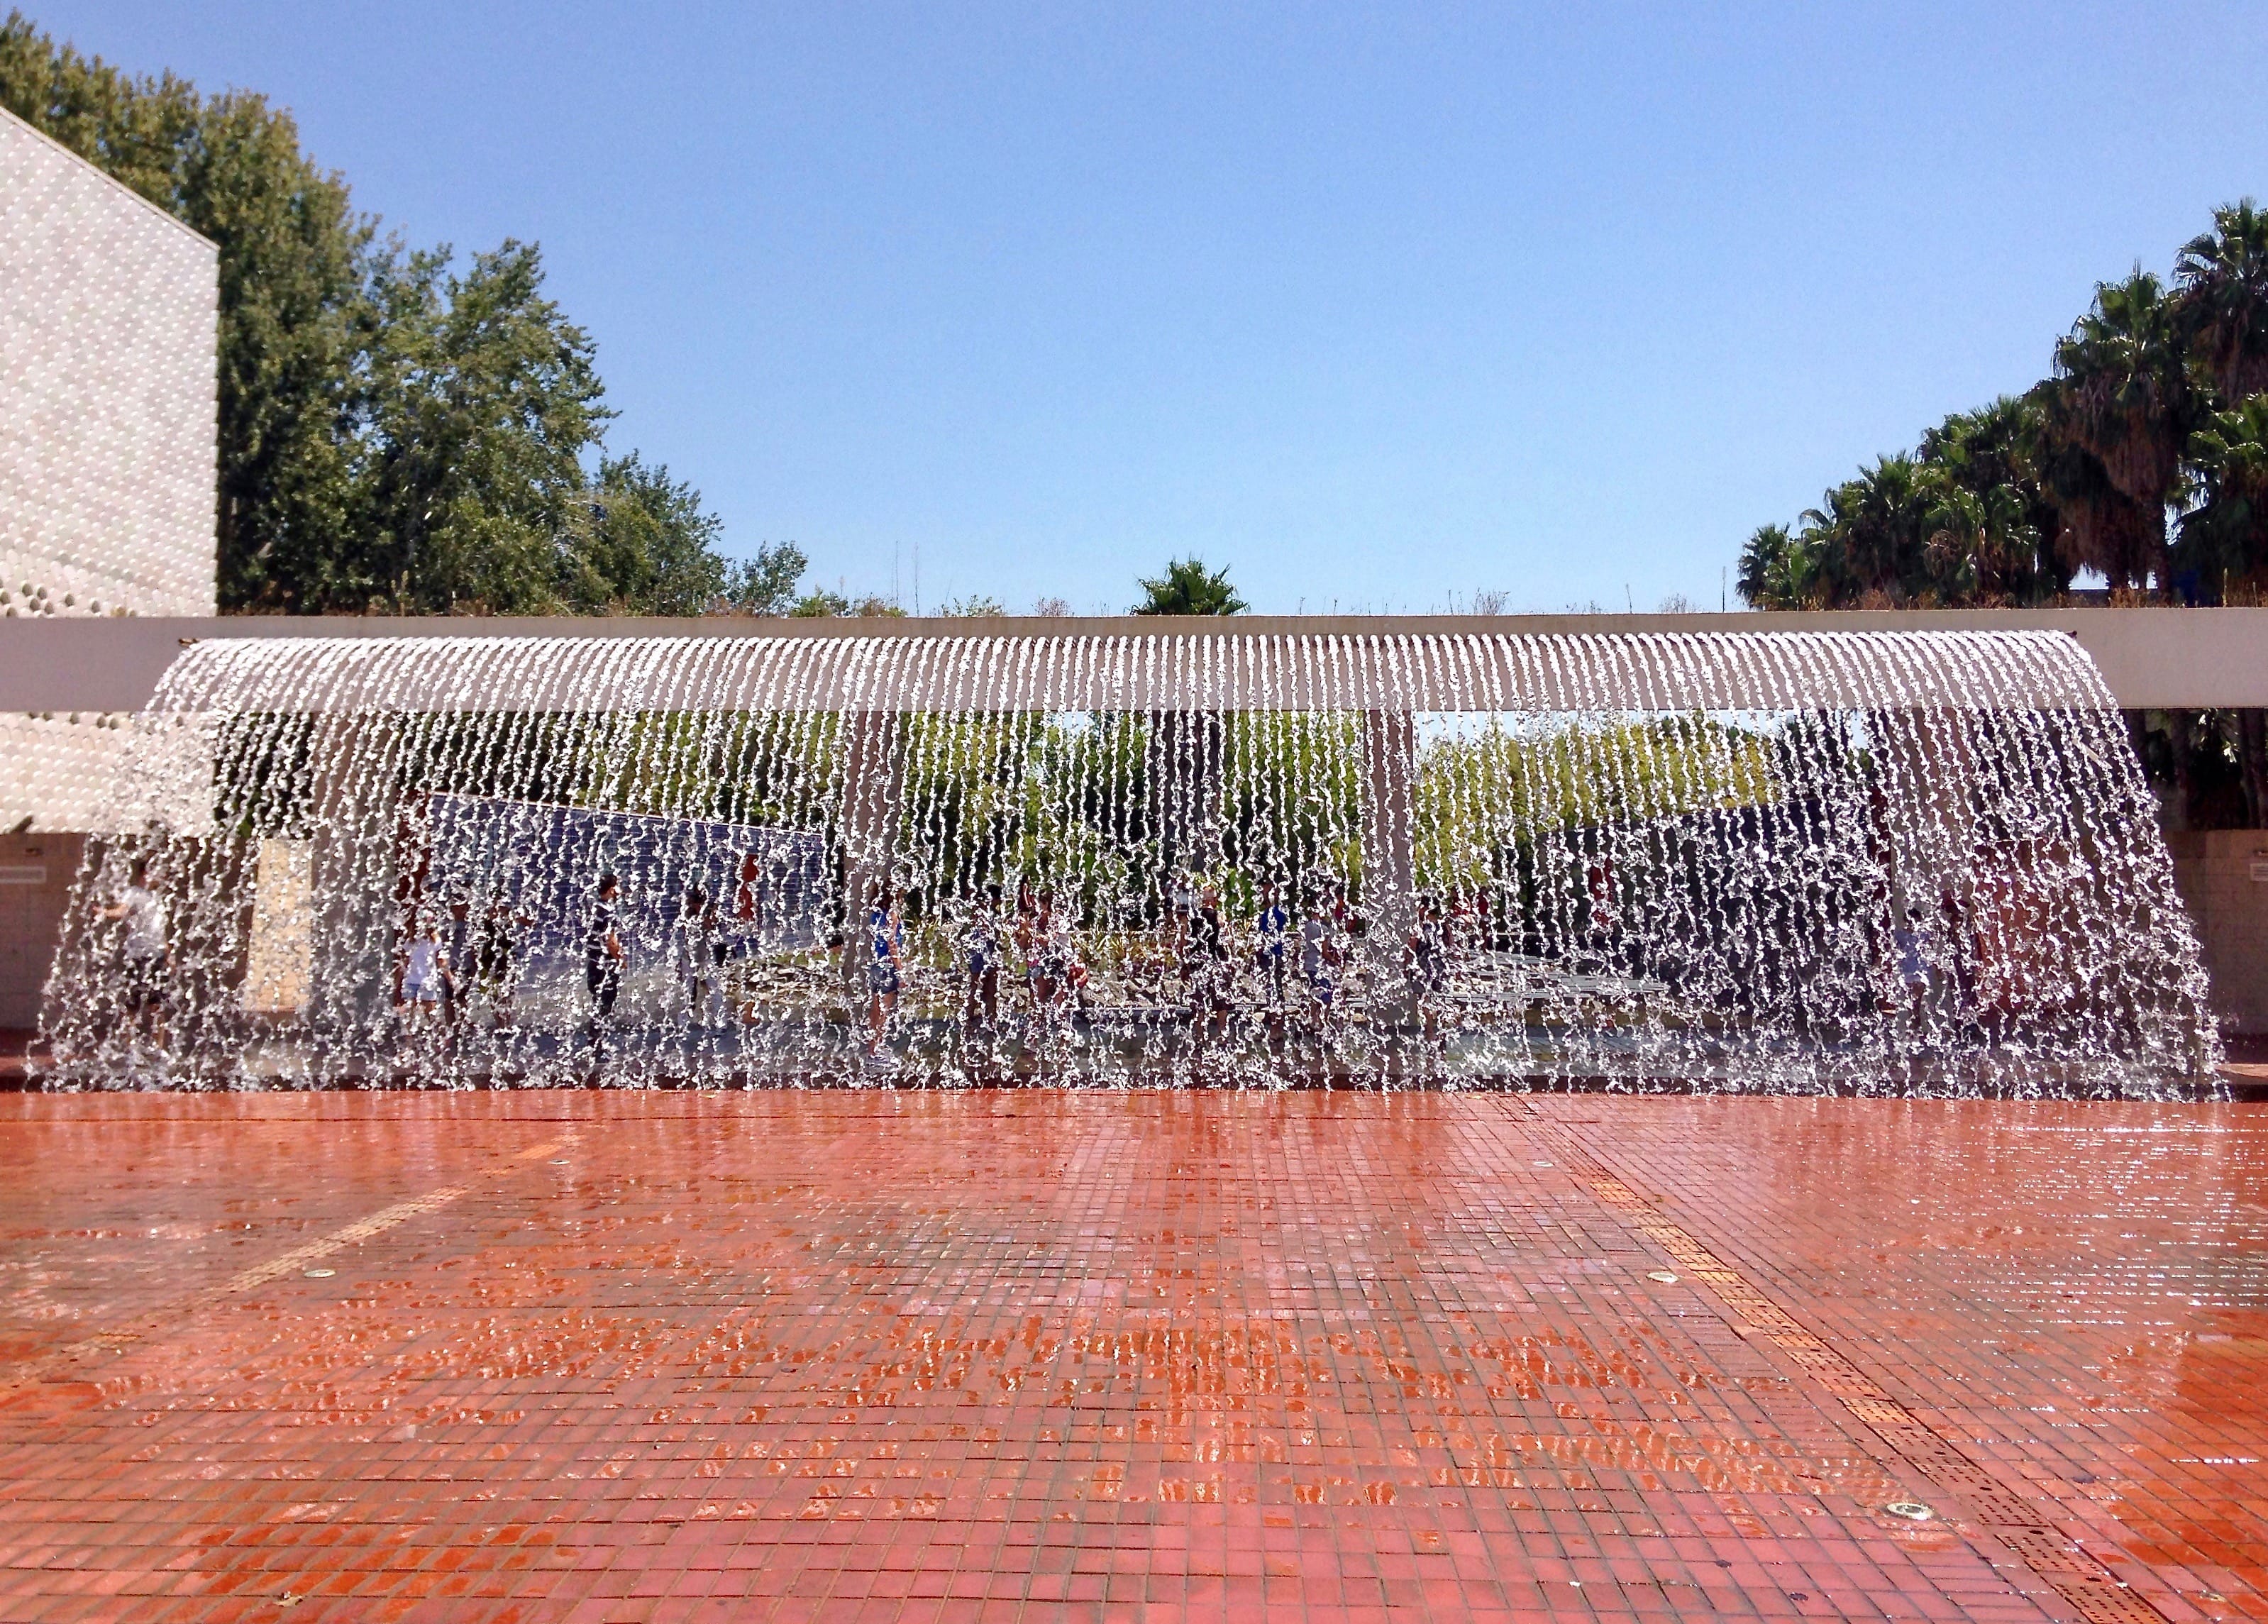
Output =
[{"x1": 0, "y1": 107, "x2": 217, "y2": 832}]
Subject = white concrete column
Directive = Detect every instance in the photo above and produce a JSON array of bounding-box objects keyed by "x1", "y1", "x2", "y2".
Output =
[
  {"x1": 1361, "y1": 709, "x2": 1418, "y2": 1017},
  {"x1": 837, "y1": 709, "x2": 903, "y2": 995}
]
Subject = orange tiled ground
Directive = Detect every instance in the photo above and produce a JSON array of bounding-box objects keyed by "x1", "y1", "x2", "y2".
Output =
[{"x1": 1, "y1": 1090, "x2": 2264, "y2": 1623}]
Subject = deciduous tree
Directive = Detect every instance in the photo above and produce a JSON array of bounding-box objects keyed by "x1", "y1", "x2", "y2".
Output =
[{"x1": 0, "y1": 10, "x2": 739, "y2": 617}]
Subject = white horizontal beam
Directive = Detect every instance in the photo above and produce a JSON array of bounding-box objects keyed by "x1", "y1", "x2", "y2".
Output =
[{"x1": 0, "y1": 608, "x2": 2263, "y2": 712}]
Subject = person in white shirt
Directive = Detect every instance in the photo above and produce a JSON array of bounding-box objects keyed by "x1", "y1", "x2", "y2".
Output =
[
  {"x1": 677, "y1": 887, "x2": 724, "y2": 1027},
  {"x1": 101, "y1": 856, "x2": 168, "y2": 1047},
  {"x1": 399, "y1": 916, "x2": 446, "y2": 1031},
  {"x1": 1405, "y1": 896, "x2": 1451, "y2": 1045}
]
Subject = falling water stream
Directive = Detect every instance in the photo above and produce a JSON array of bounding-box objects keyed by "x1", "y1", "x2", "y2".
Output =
[{"x1": 37, "y1": 627, "x2": 2220, "y2": 1094}]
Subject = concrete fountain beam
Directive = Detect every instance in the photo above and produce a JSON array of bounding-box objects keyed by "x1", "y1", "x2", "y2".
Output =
[{"x1": 0, "y1": 607, "x2": 2263, "y2": 714}]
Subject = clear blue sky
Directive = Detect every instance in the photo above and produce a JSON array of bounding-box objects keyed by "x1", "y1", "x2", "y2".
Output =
[{"x1": 35, "y1": 2, "x2": 2268, "y2": 613}]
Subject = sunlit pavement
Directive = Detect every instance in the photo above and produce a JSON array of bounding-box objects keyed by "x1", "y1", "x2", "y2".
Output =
[{"x1": 1, "y1": 1091, "x2": 2263, "y2": 1623}]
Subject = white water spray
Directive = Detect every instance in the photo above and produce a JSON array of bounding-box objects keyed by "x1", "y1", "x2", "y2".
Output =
[{"x1": 38, "y1": 628, "x2": 2220, "y2": 1093}]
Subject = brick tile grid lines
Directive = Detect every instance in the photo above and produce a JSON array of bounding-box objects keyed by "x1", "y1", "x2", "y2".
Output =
[
  {"x1": 0, "y1": 1090, "x2": 2262, "y2": 1623},
  {"x1": 1539, "y1": 1099, "x2": 2268, "y2": 1615}
]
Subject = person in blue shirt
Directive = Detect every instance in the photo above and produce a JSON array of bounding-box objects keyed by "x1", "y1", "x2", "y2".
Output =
[
  {"x1": 585, "y1": 874, "x2": 624, "y2": 1046},
  {"x1": 1255, "y1": 882, "x2": 1290, "y2": 1007},
  {"x1": 963, "y1": 883, "x2": 1003, "y2": 1032}
]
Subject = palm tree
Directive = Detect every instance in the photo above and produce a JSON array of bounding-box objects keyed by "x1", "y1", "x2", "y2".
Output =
[
  {"x1": 2179, "y1": 394, "x2": 2268, "y2": 595},
  {"x1": 1736, "y1": 523, "x2": 1790, "y2": 607},
  {"x1": 2040, "y1": 270, "x2": 2193, "y2": 586},
  {"x1": 1131, "y1": 557, "x2": 1247, "y2": 616},
  {"x1": 2174, "y1": 198, "x2": 2268, "y2": 404},
  {"x1": 1735, "y1": 524, "x2": 1826, "y2": 608},
  {"x1": 1916, "y1": 396, "x2": 2064, "y2": 604},
  {"x1": 1733, "y1": 200, "x2": 2268, "y2": 607},
  {"x1": 2178, "y1": 393, "x2": 2268, "y2": 819},
  {"x1": 1791, "y1": 455, "x2": 1935, "y2": 604}
]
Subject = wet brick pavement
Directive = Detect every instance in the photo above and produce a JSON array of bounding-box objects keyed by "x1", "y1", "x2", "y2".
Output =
[{"x1": 1, "y1": 1090, "x2": 2264, "y2": 1623}]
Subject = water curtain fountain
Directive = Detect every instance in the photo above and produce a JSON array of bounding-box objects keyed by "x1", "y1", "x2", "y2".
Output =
[{"x1": 38, "y1": 627, "x2": 2219, "y2": 1093}]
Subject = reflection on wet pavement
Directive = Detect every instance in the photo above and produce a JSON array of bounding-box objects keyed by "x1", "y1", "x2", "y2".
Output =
[{"x1": 1, "y1": 1091, "x2": 2262, "y2": 1621}]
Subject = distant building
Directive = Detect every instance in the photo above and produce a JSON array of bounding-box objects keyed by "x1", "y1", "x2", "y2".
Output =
[
  {"x1": 0, "y1": 106, "x2": 216, "y2": 834},
  {"x1": 0, "y1": 108, "x2": 215, "y2": 1028}
]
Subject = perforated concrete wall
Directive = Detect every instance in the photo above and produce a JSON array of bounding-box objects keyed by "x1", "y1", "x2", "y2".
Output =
[{"x1": 1, "y1": 107, "x2": 216, "y2": 834}]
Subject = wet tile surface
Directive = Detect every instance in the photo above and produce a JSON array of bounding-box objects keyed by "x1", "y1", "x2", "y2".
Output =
[{"x1": 1, "y1": 1090, "x2": 2264, "y2": 1623}]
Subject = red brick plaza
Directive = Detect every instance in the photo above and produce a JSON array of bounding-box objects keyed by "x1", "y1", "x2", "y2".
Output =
[{"x1": 1, "y1": 1090, "x2": 2262, "y2": 1623}]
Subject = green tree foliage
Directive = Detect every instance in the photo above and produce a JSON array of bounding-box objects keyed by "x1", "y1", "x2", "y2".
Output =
[
  {"x1": 2037, "y1": 270, "x2": 2194, "y2": 586},
  {"x1": 563, "y1": 454, "x2": 730, "y2": 615},
  {"x1": 0, "y1": 11, "x2": 736, "y2": 615},
  {"x1": 1415, "y1": 715, "x2": 1779, "y2": 893},
  {"x1": 1739, "y1": 199, "x2": 2268, "y2": 828},
  {"x1": 356, "y1": 242, "x2": 611, "y2": 612},
  {"x1": 1131, "y1": 557, "x2": 1247, "y2": 616},
  {"x1": 2176, "y1": 199, "x2": 2268, "y2": 404},
  {"x1": 1739, "y1": 400, "x2": 2068, "y2": 608},
  {"x1": 1918, "y1": 397, "x2": 2069, "y2": 603},
  {"x1": 2179, "y1": 396, "x2": 2268, "y2": 592},
  {"x1": 2167, "y1": 204, "x2": 2268, "y2": 602},
  {"x1": 790, "y1": 585, "x2": 854, "y2": 617},
  {"x1": 1742, "y1": 199, "x2": 2268, "y2": 607},
  {"x1": 1735, "y1": 524, "x2": 1810, "y2": 609},
  {"x1": 788, "y1": 585, "x2": 902, "y2": 618},
  {"x1": 719, "y1": 543, "x2": 809, "y2": 617}
]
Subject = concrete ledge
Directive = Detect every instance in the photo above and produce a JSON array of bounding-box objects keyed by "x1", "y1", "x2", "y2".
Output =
[{"x1": 0, "y1": 607, "x2": 2264, "y2": 712}]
